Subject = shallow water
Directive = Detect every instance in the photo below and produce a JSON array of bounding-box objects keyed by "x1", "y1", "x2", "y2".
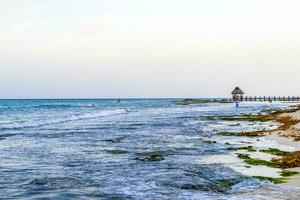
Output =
[{"x1": 0, "y1": 99, "x2": 300, "y2": 199}]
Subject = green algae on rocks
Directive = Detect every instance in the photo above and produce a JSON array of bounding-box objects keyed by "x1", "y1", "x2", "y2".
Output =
[
  {"x1": 218, "y1": 131, "x2": 262, "y2": 137},
  {"x1": 280, "y1": 170, "x2": 299, "y2": 177},
  {"x1": 252, "y1": 176, "x2": 287, "y2": 184},
  {"x1": 236, "y1": 153, "x2": 281, "y2": 168},
  {"x1": 260, "y1": 148, "x2": 292, "y2": 156}
]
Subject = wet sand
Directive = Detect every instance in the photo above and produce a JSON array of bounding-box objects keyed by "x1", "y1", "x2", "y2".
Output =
[{"x1": 260, "y1": 108, "x2": 300, "y2": 187}]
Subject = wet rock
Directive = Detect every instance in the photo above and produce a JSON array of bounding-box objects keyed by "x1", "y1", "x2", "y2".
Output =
[
  {"x1": 106, "y1": 149, "x2": 128, "y2": 154},
  {"x1": 101, "y1": 136, "x2": 126, "y2": 143},
  {"x1": 25, "y1": 177, "x2": 81, "y2": 190},
  {"x1": 163, "y1": 178, "x2": 242, "y2": 193},
  {"x1": 203, "y1": 140, "x2": 217, "y2": 144},
  {"x1": 135, "y1": 151, "x2": 165, "y2": 162},
  {"x1": 157, "y1": 164, "x2": 248, "y2": 194}
]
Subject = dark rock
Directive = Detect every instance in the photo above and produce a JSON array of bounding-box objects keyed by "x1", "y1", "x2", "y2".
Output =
[{"x1": 135, "y1": 151, "x2": 165, "y2": 162}]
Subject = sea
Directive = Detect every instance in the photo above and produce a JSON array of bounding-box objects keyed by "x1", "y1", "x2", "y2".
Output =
[{"x1": 0, "y1": 99, "x2": 300, "y2": 200}]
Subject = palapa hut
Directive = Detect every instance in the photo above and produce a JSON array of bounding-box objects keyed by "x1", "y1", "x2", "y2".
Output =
[{"x1": 231, "y1": 87, "x2": 244, "y2": 102}]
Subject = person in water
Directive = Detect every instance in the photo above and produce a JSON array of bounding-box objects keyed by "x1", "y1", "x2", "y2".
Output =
[{"x1": 235, "y1": 99, "x2": 239, "y2": 107}]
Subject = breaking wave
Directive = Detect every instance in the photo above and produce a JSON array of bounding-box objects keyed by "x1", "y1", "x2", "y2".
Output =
[
  {"x1": 0, "y1": 109, "x2": 127, "y2": 130},
  {"x1": 0, "y1": 103, "x2": 98, "y2": 111}
]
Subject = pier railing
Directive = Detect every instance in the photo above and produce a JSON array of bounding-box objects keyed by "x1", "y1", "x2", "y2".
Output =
[{"x1": 233, "y1": 96, "x2": 300, "y2": 102}]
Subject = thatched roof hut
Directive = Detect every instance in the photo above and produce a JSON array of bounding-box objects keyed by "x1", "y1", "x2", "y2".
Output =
[
  {"x1": 231, "y1": 87, "x2": 244, "y2": 95},
  {"x1": 231, "y1": 87, "x2": 244, "y2": 102}
]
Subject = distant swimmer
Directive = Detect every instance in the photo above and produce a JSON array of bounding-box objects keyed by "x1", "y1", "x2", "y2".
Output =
[{"x1": 117, "y1": 99, "x2": 121, "y2": 103}]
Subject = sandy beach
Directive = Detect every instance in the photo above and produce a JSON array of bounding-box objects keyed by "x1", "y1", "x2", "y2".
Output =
[
  {"x1": 238, "y1": 104, "x2": 300, "y2": 187},
  {"x1": 268, "y1": 108, "x2": 300, "y2": 187},
  {"x1": 273, "y1": 109, "x2": 300, "y2": 140}
]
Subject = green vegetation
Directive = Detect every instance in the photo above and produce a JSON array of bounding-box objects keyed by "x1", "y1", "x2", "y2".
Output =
[
  {"x1": 237, "y1": 153, "x2": 251, "y2": 160},
  {"x1": 218, "y1": 131, "x2": 261, "y2": 137},
  {"x1": 235, "y1": 146, "x2": 257, "y2": 152},
  {"x1": 252, "y1": 176, "x2": 287, "y2": 184},
  {"x1": 236, "y1": 153, "x2": 281, "y2": 168},
  {"x1": 260, "y1": 148, "x2": 292, "y2": 156},
  {"x1": 219, "y1": 116, "x2": 271, "y2": 123},
  {"x1": 280, "y1": 170, "x2": 299, "y2": 177}
]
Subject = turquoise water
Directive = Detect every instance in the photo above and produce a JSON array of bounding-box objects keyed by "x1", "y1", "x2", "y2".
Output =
[{"x1": 0, "y1": 99, "x2": 299, "y2": 199}]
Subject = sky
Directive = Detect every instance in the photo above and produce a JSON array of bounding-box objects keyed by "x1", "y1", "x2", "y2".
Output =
[{"x1": 0, "y1": 0, "x2": 300, "y2": 98}]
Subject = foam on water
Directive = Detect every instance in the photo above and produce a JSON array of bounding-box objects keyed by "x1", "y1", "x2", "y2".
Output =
[
  {"x1": 0, "y1": 108, "x2": 127, "y2": 130},
  {"x1": 0, "y1": 99, "x2": 300, "y2": 199}
]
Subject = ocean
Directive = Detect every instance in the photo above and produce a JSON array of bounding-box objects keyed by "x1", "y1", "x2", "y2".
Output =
[{"x1": 0, "y1": 99, "x2": 300, "y2": 199}]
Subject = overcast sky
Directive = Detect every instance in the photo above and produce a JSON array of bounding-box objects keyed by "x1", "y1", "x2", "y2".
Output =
[{"x1": 0, "y1": 0, "x2": 300, "y2": 98}]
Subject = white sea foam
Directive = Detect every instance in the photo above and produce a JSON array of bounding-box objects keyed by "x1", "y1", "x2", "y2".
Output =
[{"x1": 0, "y1": 109, "x2": 127, "y2": 130}]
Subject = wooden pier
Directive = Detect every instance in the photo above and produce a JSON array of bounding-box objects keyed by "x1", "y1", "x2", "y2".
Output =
[
  {"x1": 231, "y1": 87, "x2": 300, "y2": 102},
  {"x1": 232, "y1": 96, "x2": 300, "y2": 102}
]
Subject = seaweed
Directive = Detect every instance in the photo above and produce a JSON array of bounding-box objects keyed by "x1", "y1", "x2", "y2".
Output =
[
  {"x1": 252, "y1": 176, "x2": 287, "y2": 184},
  {"x1": 236, "y1": 153, "x2": 281, "y2": 168},
  {"x1": 218, "y1": 131, "x2": 262, "y2": 137},
  {"x1": 237, "y1": 150, "x2": 300, "y2": 169},
  {"x1": 272, "y1": 151, "x2": 300, "y2": 169},
  {"x1": 280, "y1": 170, "x2": 299, "y2": 177},
  {"x1": 219, "y1": 116, "x2": 271, "y2": 122},
  {"x1": 260, "y1": 148, "x2": 291, "y2": 156},
  {"x1": 237, "y1": 153, "x2": 251, "y2": 160},
  {"x1": 235, "y1": 146, "x2": 256, "y2": 152}
]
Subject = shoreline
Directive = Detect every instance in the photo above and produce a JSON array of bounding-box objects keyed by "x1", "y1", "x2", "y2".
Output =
[
  {"x1": 241, "y1": 104, "x2": 300, "y2": 140},
  {"x1": 235, "y1": 104, "x2": 300, "y2": 187}
]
